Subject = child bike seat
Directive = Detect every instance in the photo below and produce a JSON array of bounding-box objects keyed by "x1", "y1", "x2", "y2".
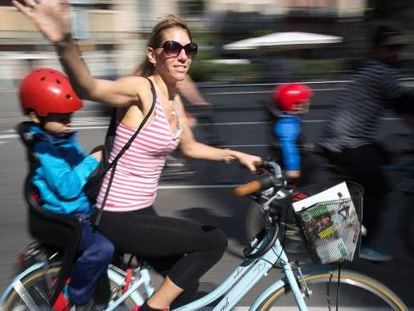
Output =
[{"x1": 16, "y1": 121, "x2": 83, "y2": 306}]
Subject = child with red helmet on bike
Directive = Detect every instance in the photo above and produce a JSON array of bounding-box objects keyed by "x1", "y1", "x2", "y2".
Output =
[
  {"x1": 272, "y1": 83, "x2": 313, "y2": 183},
  {"x1": 245, "y1": 83, "x2": 317, "y2": 243},
  {"x1": 19, "y1": 68, "x2": 114, "y2": 310}
]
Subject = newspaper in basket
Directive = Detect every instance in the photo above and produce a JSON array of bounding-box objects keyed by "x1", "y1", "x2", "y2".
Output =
[{"x1": 292, "y1": 182, "x2": 361, "y2": 264}]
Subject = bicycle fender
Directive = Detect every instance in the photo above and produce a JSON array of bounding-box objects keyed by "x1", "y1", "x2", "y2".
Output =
[{"x1": 0, "y1": 262, "x2": 45, "y2": 305}]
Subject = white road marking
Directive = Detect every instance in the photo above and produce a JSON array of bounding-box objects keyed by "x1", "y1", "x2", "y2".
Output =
[{"x1": 0, "y1": 134, "x2": 18, "y2": 139}]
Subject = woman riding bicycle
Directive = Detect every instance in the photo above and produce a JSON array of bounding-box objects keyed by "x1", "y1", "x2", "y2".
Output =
[{"x1": 12, "y1": 1, "x2": 261, "y2": 310}]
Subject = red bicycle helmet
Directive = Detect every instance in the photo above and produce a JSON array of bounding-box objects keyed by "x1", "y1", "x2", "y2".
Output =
[
  {"x1": 19, "y1": 68, "x2": 83, "y2": 117},
  {"x1": 273, "y1": 83, "x2": 313, "y2": 112}
]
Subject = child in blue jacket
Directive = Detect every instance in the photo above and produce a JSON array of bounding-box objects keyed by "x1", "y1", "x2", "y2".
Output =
[
  {"x1": 272, "y1": 83, "x2": 313, "y2": 184},
  {"x1": 19, "y1": 68, "x2": 114, "y2": 310}
]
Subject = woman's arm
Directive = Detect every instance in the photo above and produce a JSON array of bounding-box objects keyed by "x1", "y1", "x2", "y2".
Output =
[
  {"x1": 12, "y1": 0, "x2": 141, "y2": 107},
  {"x1": 177, "y1": 75, "x2": 211, "y2": 107}
]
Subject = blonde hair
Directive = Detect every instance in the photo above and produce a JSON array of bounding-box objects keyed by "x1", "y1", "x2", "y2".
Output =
[{"x1": 138, "y1": 15, "x2": 193, "y2": 77}]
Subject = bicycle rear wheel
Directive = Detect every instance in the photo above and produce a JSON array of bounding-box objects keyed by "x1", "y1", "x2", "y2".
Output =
[
  {"x1": 258, "y1": 269, "x2": 407, "y2": 310},
  {"x1": 3, "y1": 265, "x2": 59, "y2": 310},
  {"x1": 3, "y1": 265, "x2": 136, "y2": 310}
]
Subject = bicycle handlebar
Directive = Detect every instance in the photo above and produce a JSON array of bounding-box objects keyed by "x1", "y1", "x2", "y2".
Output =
[
  {"x1": 233, "y1": 160, "x2": 287, "y2": 259},
  {"x1": 233, "y1": 160, "x2": 284, "y2": 197},
  {"x1": 233, "y1": 175, "x2": 278, "y2": 197},
  {"x1": 233, "y1": 180, "x2": 262, "y2": 197}
]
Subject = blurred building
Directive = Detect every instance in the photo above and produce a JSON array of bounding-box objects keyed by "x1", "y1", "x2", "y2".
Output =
[{"x1": 0, "y1": 0, "x2": 375, "y2": 87}]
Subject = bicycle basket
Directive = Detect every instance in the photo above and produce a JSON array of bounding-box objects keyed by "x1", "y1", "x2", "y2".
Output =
[{"x1": 293, "y1": 181, "x2": 363, "y2": 264}]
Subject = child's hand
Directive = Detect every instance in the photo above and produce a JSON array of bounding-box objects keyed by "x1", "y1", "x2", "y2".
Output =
[{"x1": 286, "y1": 170, "x2": 301, "y2": 179}]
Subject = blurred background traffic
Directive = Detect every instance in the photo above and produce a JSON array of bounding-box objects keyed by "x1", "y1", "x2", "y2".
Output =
[{"x1": 1, "y1": 0, "x2": 414, "y2": 89}]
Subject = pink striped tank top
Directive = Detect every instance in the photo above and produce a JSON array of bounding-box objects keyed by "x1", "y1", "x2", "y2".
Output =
[{"x1": 96, "y1": 98, "x2": 181, "y2": 212}]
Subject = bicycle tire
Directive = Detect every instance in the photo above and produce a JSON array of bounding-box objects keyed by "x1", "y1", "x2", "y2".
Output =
[
  {"x1": 257, "y1": 269, "x2": 408, "y2": 310},
  {"x1": 3, "y1": 265, "x2": 136, "y2": 310}
]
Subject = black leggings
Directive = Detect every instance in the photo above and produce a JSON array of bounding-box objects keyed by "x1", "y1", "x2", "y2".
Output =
[{"x1": 97, "y1": 207, "x2": 227, "y2": 291}]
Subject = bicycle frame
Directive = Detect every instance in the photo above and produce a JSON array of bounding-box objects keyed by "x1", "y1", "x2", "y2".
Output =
[
  {"x1": 105, "y1": 263, "x2": 154, "y2": 310},
  {"x1": 0, "y1": 160, "x2": 363, "y2": 311},
  {"x1": 177, "y1": 237, "x2": 307, "y2": 311},
  {"x1": 0, "y1": 190, "x2": 310, "y2": 311},
  {"x1": 103, "y1": 230, "x2": 309, "y2": 311},
  {"x1": 0, "y1": 227, "x2": 312, "y2": 311}
]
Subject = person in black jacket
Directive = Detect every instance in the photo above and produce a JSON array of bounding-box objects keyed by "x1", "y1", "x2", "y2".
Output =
[{"x1": 318, "y1": 25, "x2": 414, "y2": 262}]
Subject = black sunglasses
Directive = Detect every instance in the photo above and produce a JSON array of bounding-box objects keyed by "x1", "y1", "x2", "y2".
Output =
[{"x1": 155, "y1": 40, "x2": 198, "y2": 58}]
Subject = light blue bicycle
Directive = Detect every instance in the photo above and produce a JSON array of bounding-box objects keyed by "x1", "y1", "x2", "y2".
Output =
[{"x1": 0, "y1": 160, "x2": 408, "y2": 310}]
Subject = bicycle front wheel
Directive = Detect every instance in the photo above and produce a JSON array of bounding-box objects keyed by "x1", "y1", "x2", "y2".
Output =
[
  {"x1": 258, "y1": 269, "x2": 407, "y2": 310},
  {"x1": 3, "y1": 265, "x2": 136, "y2": 310}
]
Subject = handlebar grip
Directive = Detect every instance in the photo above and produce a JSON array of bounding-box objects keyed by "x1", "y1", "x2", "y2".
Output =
[{"x1": 233, "y1": 180, "x2": 262, "y2": 197}]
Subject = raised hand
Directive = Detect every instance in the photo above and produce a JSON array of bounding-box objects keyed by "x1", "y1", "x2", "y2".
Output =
[{"x1": 11, "y1": 0, "x2": 72, "y2": 43}]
